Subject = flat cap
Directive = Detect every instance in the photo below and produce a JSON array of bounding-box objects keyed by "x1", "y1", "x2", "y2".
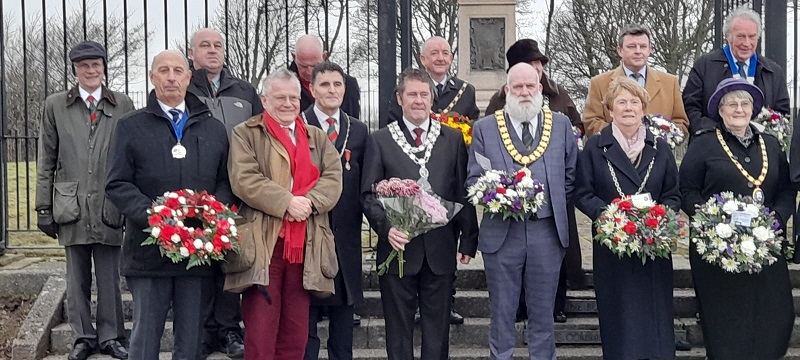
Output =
[{"x1": 69, "y1": 41, "x2": 106, "y2": 63}]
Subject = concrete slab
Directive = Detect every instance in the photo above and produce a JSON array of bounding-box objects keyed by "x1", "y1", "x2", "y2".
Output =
[{"x1": 11, "y1": 276, "x2": 66, "y2": 360}]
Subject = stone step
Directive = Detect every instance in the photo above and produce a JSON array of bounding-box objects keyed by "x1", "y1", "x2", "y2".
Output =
[
  {"x1": 77, "y1": 288, "x2": 800, "y2": 321},
  {"x1": 44, "y1": 346, "x2": 800, "y2": 359},
  {"x1": 52, "y1": 317, "x2": 691, "y2": 354},
  {"x1": 95, "y1": 262, "x2": 800, "y2": 294}
]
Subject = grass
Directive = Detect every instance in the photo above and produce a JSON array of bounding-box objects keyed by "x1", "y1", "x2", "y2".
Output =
[{"x1": 5, "y1": 161, "x2": 58, "y2": 248}]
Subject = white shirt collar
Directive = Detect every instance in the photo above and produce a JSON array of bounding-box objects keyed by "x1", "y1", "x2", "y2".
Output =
[
  {"x1": 281, "y1": 121, "x2": 296, "y2": 132},
  {"x1": 210, "y1": 73, "x2": 221, "y2": 86},
  {"x1": 157, "y1": 99, "x2": 187, "y2": 119},
  {"x1": 622, "y1": 65, "x2": 647, "y2": 79},
  {"x1": 78, "y1": 86, "x2": 102, "y2": 105},
  {"x1": 313, "y1": 105, "x2": 340, "y2": 128},
  {"x1": 506, "y1": 111, "x2": 540, "y2": 140},
  {"x1": 402, "y1": 116, "x2": 430, "y2": 139}
]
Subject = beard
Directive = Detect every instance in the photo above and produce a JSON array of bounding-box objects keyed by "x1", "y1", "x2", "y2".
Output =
[{"x1": 505, "y1": 92, "x2": 544, "y2": 121}]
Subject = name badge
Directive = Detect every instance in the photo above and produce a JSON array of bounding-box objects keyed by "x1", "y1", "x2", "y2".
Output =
[
  {"x1": 630, "y1": 193, "x2": 653, "y2": 208},
  {"x1": 731, "y1": 210, "x2": 753, "y2": 227}
]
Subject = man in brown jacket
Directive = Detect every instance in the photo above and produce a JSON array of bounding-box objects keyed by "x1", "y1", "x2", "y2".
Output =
[
  {"x1": 582, "y1": 24, "x2": 689, "y2": 137},
  {"x1": 225, "y1": 67, "x2": 342, "y2": 360}
]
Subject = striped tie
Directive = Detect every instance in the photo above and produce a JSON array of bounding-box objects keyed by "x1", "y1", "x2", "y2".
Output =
[
  {"x1": 87, "y1": 95, "x2": 97, "y2": 123},
  {"x1": 210, "y1": 81, "x2": 219, "y2": 97},
  {"x1": 326, "y1": 118, "x2": 338, "y2": 142}
]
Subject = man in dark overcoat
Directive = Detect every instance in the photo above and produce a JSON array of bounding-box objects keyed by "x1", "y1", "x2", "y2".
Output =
[
  {"x1": 36, "y1": 40, "x2": 135, "y2": 360},
  {"x1": 289, "y1": 35, "x2": 361, "y2": 119},
  {"x1": 683, "y1": 6, "x2": 790, "y2": 141},
  {"x1": 105, "y1": 50, "x2": 234, "y2": 360},
  {"x1": 302, "y1": 61, "x2": 369, "y2": 360}
]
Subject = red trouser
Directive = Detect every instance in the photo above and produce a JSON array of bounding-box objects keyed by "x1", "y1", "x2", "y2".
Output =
[{"x1": 242, "y1": 239, "x2": 310, "y2": 360}]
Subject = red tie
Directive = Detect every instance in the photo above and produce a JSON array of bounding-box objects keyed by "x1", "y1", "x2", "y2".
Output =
[
  {"x1": 413, "y1": 128, "x2": 424, "y2": 146},
  {"x1": 326, "y1": 118, "x2": 338, "y2": 142},
  {"x1": 87, "y1": 95, "x2": 97, "y2": 123}
]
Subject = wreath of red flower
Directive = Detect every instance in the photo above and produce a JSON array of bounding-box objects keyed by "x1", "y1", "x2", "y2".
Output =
[{"x1": 142, "y1": 189, "x2": 241, "y2": 269}]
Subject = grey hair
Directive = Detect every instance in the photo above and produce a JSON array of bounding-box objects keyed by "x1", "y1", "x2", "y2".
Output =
[
  {"x1": 189, "y1": 28, "x2": 226, "y2": 49},
  {"x1": 617, "y1": 24, "x2": 652, "y2": 47},
  {"x1": 719, "y1": 90, "x2": 754, "y2": 108},
  {"x1": 260, "y1": 67, "x2": 301, "y2": 96},
  {"x1": 150, "y1": 50, "x2": 190, "y2": 69},
  {"x1": 506, "y1": 63, "x2": 541, "y2": 86},
  {"x1": 723, "y1": 6, "x2": 762, "y2": 38},
  {"x1": 421, "y1": 36, "x2": 451, "y2": 54}
]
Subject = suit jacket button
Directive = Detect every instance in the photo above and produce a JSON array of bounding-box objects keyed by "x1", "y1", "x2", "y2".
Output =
[
  {"x1": 747, "y1": 181, "x2": 754, "y2": 188},
  {"x1": 744, "y1": 156, "x2": 751, "y2": 163}
]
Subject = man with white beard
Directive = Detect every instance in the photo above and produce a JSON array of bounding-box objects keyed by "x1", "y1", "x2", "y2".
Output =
[{"x1": 466, "y1": 63, "x2": 577, "y2": 359}]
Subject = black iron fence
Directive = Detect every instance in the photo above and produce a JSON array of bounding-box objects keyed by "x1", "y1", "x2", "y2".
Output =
[{"x1": 0, "y1": 0, "x2": 797, "y2": 251}]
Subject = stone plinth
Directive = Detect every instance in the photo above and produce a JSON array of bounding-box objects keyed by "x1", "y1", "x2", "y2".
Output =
[{"x1": 457, "y1": 0, "x2": 516, "y2": 113}]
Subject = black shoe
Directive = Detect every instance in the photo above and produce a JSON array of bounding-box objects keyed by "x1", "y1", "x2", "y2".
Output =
[
  {"x1": 676, "y1": 339, "x2": 692, "y2": 351},
  {"x1": 68, "y1": 341, "x2": 94, "y2": 360},
  {"x1": 414, "y1": 309, "x2": 421, "y2": 324},
  {"x1": 553, "y1": 311, "x2": 567, "y2": 323},
  {"x1": 450, "y1": 309, "x2": 465, "y2": 325},
  {"x1": 353, "y1": 313, "x2": 361, "y2": 326},
  {"x1": 99, "y1": 340, "x2": 128, "y2": 359},
  {"x1": 221, "y1": 331, "x2": 245, "y2": 358}
]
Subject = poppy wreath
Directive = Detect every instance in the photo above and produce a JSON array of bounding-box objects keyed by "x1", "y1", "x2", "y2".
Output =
[{"x1": 142, "y1": 189, "x2": 241, "y2": 269}]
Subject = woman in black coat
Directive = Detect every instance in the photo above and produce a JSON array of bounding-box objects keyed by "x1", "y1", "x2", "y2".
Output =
[
  {"x1": 679, "y1": 78, "x2": 795, "y2": 360},
  {"x1": 575, "y1": 77, "x2": 680, "y2": 360}
]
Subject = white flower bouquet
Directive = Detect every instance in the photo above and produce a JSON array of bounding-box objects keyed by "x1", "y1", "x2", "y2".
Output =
[
  {"x1": 690, "y1": 192, "x2": 785, "y2": 274},
  {"x1": 752, "y1": 107, "x2": 791, "y2": 154},
  {"x1": 467, "y1": 169, "x2": 546, "y2": 221},
  {"x1": 643, "y1": 114, "x2": 684, "y2": 149}
]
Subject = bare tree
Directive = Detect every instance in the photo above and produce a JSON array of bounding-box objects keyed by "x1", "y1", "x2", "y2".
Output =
[
  {"x1": 207, "y1": 0, "x2": 305, "y2": 88},
  {"x1": 2, "y1": 8, "x2": 148, "y2": 159},
  {"x1": 546, "y1": 0, "x2": 714, "y2": 108}
]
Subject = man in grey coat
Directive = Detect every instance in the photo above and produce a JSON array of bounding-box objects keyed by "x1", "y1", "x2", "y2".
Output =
[
  {"x1": 467, "y1": 63, "x2": 577, "y2": 360},
  {"x1": 36, "y1": 41, "x2": 135, "y2": 360}
]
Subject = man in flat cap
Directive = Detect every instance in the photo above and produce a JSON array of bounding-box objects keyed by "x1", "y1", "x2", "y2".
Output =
[{"x1": 36, "y1": 40, "x2": 135, "y2": 360}]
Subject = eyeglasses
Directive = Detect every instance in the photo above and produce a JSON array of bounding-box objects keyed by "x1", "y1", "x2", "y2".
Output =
[{"x1": 722, "y1": 101, "x2": 752, "y2": 110}]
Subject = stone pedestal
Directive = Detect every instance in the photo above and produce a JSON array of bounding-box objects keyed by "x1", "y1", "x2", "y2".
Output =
[{"x1": 457, "y1": 0, "x2": 516, "y2": 114}]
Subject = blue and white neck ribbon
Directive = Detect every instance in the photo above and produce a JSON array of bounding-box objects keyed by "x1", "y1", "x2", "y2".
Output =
[{"x1": 723, "y1": 45, "x2": 757, "y2": 84}]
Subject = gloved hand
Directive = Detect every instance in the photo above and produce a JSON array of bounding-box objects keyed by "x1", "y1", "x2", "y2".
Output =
[{"x1": 37, "y1": 209, "x2": 59, "y2": 239}]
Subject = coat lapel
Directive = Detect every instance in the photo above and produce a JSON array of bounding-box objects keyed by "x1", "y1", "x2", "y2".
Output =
[
  {"x1": 303, "y1": 107, "x2": 322, "y2": 128},
  {"x1": 334, "y1": 110, "x2": 349, "y2": 150},
  {"x1": 636, "y1": 133, "x2": 658, "y2": 180},
  {"x1": 598, "y1": 127, "x2": 642, "y2": 187},
  {"x1": 644, "y1": 66, "x2": 662, "y2": 101}
]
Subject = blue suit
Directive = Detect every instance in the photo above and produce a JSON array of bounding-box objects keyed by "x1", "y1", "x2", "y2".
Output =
[{"x1": 467, "y1": 110, "x2": 577, "y2": 360}]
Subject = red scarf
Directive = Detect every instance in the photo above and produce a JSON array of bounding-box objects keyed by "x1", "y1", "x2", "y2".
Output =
[{"x1": 264, "y1": 112, "x2": 320, "y2": 263}]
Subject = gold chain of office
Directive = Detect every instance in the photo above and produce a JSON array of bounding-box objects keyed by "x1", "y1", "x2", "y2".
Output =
[
  {"x1": 715, "y1": 129, "x2": 768, "y2": 202},
  {"x1": 494, "y1": 107, "x2": 553, "y2": 166}
]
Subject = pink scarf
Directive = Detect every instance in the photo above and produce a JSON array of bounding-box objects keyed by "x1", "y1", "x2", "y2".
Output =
[{"x1": 611, "y1": 123, "x2": 646, "y2": 163}]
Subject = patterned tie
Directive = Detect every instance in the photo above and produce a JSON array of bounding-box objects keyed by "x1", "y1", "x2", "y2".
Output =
[
  {"x1": 87, "y1": 95, "x2": 97, "y2": 123},
  {"x1": 168, "y1": 109, "x2": 182, "y2": 125},
  {"x1": 413, "y1": 128, "x2": 424, "y2": 147},
  {"x1": 629, "y1": 73, "x2": 643, "y2": 87},
  {"x1": 326, "y1": 118, "x2": 338, "y2": 142},
  {"x1": 210, "y1": 81, "x2": 219, "y2": 97},
  {"x1": 736, "y1": 61, "x2": 747, "y2": 78},
  {"x1": 522, "y1": 122, "x2": 534, "y2": 150}
]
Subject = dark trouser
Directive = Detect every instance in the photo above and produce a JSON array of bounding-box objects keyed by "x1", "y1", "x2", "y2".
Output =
[
  {"x1": 203, "y1": 267, "x2": 243, "y2": 344},
  {"x1": 379, "y1": 257, "x2": 451, "y2": 360},
  {"x1": 241, "y1": 239, "x2": 310, "y2": 360},
  {"x1": 517, "y1": 259, "x2": 569, "y2": 319},
  {"x1": 127, "y1": 275, "x2": 210, "y2": 360},
  {"x1": 305, "y1": 304, "x2": 355, "y2": 360},
  {"x1": 65, "y1": 244, "x2": 125, "y2": 348}
]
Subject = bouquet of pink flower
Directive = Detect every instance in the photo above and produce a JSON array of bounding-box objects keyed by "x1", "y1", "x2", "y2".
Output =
[{"x1": 374, "y1": 178, "x2": 463, "y2": 277}]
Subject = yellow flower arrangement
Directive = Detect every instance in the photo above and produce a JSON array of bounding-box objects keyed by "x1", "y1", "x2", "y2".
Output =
[{"x1": 432, "y1": 111, "x2": 474, "y2": 145}]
